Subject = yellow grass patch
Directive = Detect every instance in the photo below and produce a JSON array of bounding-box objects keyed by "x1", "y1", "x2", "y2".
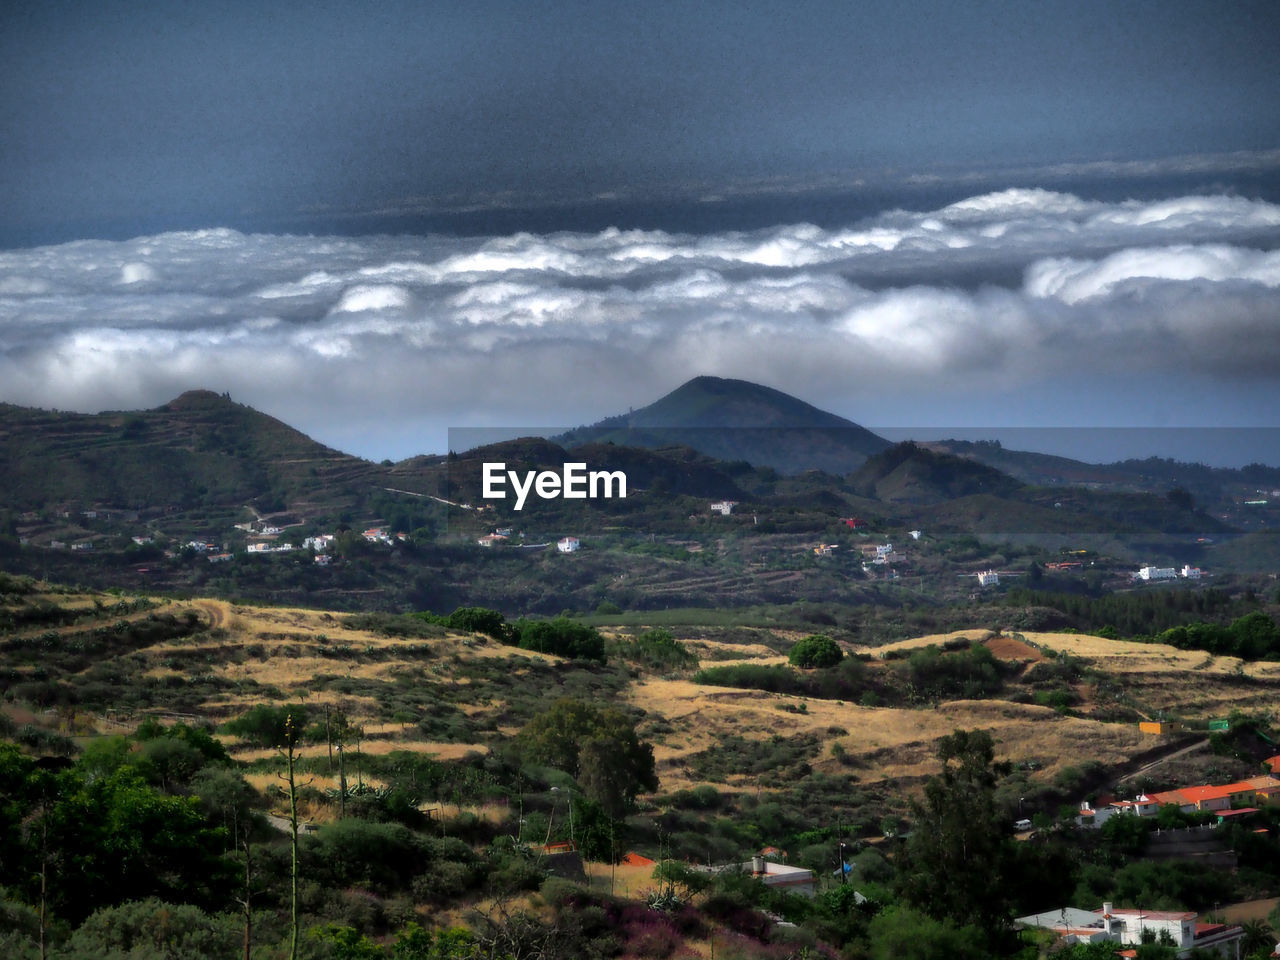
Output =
[{"x1": 873, "y1": 629, "x2": 993, "y2": 655}]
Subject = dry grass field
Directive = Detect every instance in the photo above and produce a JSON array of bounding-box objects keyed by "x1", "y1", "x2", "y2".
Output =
[{"x1": 6, "y1": 585, "x2": 1280, "y2": 811}]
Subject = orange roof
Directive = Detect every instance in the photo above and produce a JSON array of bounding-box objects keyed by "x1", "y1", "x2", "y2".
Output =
[
  {"x1": 1264, "y1": 755, "x2": 1280, "y2": 772},
  {"x1": 1247, "y1": 774, "x2": 1280, "y2": 789},
  {"x1": 1146, "y1": 790, "x2": 1188, "y2": 805},
  {"x1": 620, "y1": 851, "x2": 656, "y2": 867},
  {"x1": 1217, "y1": 780, "x2": 1260, "y2": 793},
  {"x1": 1177, "y1": 782, "x2": 1254, "y2": 804}
]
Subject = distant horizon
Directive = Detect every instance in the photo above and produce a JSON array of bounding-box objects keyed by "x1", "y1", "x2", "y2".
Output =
[{"x1": 3, "y1": 4, "x2": 1277, "y2": 472}]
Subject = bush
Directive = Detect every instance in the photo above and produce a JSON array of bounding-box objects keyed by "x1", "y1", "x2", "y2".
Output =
[
  {"x1": 511, "y1": 617, "x2": 606, "y2": 662},
  {"x1": 618, "y1": 629, "x2": 698, "y2": 671},
  {"x1": 788, "y1": 634, "x2": 844, "y2": 669},
  {"x1": 60, "y1": 899, "x2": 239, "y2": 960},
  {"x1": 439, "y1": 606, "x2": 509, "y2": 641},
  {"x1": 223, "y1": 703, "x2": 310, "y2": 747}
]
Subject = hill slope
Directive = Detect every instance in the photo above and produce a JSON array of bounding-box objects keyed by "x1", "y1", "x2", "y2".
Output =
[{"x1": 0, "y1": 390, "x2": 383, "y2": 513}]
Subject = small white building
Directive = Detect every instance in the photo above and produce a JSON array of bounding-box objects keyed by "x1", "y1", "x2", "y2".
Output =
[
  {"x1": 709, "y1": 501, "x2": 737, "y2": 516},
  {"x1": 1016, "y1": 903, "x2": 1243, "y2": 958},
  {"x1": 695, "y1": 855, "x2": 816, "y2": 898},
  {"x1": 1137, "y1": 565, "x2": 1178, "y2": 581},
  {"x1": 557, "y1": 536, "x2": 580, "y2": 553},
  {"x1": 1181, "y1": 565, "x2": 1202, "y2": 579},
  {"x1": 477, "y1": 533, "x2": 507, "y2": 548},
  {"x1": 909, "y1": 529, "x2": 923, "y2": 540},
  {"x1": 978, "y1": 570, "x2": 1000, "y2": 587}
]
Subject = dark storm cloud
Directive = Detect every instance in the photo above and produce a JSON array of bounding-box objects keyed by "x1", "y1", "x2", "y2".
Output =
[
  {"x1": 1, "y1": 190, "x2": 1278, "y2": 458},
  {"x1": 3, "y1": 1, "x2": 1279, "y2": 243}
]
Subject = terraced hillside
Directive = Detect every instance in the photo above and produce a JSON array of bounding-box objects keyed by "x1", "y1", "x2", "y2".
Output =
[
  {"x1": 6, "y1": 580, "x2": 1277, "y2": 822},
  {"x1": 0, "y1": 389, "x2": 387, "y2": 514}
]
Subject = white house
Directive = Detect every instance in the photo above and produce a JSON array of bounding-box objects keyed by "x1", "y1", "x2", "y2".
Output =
[
  {"x1": 978, "y1": 570, "x2": 1000, "y2": 587},
  {"x1": 477, "y1": 533, "x2": 507, "y2": 548},
  {"x1": 1017, "y1": 903, "x2": 1243, "y2": 958},
  {"x1": 695, "y1": 855, "x2": 816, "y2": 898},
  {"x1": 1137, "y1": 565, "x2": 1178, "y2": 581},
  {"x1": 1181, "y1": 565, "x2": 1203, "y2": 579},
  {"x1": 709, "y1": 501, "x2": 737, "y2": 516},
  {"x1": 557, "y1": 537, "x2": 580, "y2": 553}
]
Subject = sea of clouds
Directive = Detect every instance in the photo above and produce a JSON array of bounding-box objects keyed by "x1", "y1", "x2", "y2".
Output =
[{"x1": 1, "y1": 188, "x2": 1278, "y2": 460}]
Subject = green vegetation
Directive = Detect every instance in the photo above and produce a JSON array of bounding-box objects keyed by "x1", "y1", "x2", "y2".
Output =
[
  {"x1": 1156, "y1": 610, "x2": 1280, "y2": 660},
  {"x1": 516, "y1": 698, "x2": 657, "y2": 816},
  {"x1": 613, "y1": 627, "x2": 698, "y2": 671},
  {"x1": 508, "y1": 617, "x2": 606, "y2": 662},
  {"x1": 788, "y1": 633, "x2": 843, "y2": 668}
]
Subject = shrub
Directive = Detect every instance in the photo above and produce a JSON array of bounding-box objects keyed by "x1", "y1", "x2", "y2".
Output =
[
  {"x1": 511, "y1": 617, "x2": 606, "y2": 662},
  {"x1": 618, "y1": 628, "x2": 698, "y2": 672},
  {"x1": 223, "y1": 703, "x2": 310, "y2": 747},
  {"x1": 788, "y1": 634, "x2": 843, "y2": 669}
]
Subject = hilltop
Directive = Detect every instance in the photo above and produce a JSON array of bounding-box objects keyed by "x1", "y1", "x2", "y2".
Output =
[{"x1": 554, "y1": 375, "x2": 892, "y2": 474}]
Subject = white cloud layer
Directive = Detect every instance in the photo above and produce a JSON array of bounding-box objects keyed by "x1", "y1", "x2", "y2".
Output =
[{"x1": 1, "y1": 190, "x2": 1279, "y2": 459}]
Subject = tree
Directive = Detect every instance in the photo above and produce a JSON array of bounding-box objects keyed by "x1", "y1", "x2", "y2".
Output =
[
  {"x1": 1240, "y1": 918, "x2": 1273, "y2": 958},
  {"x1": 510, "y1": 618, "x2": 606, "y2": 662},
  {"x1": 866, "y1": 904, "x2": 988, "y2": 960},
  {"x1": 517, "y1": 699, "x2": 657, "y2": 817},
  {"x1": 898, "y1": 730, "x2": 1014, "y2": 936},
  {"x1": 59, "y1": 898, "x2": 239, "y2": 960},
  {"x1": 788, "y1": 634, "x2": 844, "y2": 669}
]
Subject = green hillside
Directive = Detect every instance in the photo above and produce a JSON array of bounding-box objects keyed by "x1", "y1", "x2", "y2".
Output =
[{"x1": 0, "y1": 390, "x2": 383, "y2": 514}]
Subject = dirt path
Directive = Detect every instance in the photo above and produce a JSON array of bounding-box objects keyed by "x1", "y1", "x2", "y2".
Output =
[
  {"x1": 192, "y1": 599, "x2": 226, "y2": 630},
  {"x1": 1111, "y1": 737, "x2": 1210, "y2": 789}
]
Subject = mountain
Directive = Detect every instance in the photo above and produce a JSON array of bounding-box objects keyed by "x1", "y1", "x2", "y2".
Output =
[
  {"x1": 0, "y1": 390, "x2": 383, "y2": 514},
  {"x1": 554, "y1": 376, "x2": 891, "y2": 474}
]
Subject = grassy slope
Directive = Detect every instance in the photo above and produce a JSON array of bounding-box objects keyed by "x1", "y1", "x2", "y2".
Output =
[{"x1": 6, "y1": 585, "x2": 1276, "y2": 816}]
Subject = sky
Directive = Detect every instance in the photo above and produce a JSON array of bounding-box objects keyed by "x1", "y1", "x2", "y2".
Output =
[{"x1": 2, "y1": 1, "x2": 1279, "y2": 463}]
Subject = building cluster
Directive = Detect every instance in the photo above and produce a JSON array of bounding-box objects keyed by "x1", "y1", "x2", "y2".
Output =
[
  {"x1": 1077, "y1": 772, "x2": 1280, "y2": 828},
  {"x1": 1016, "y1": 903, "x2": 1244, "y2": 958},
  {"x1": 475, "y1": 530, "x2": 579, "y2": 553},
  {"x1": 1134, "y1": 564, "x2": 1204, "y2": 581}
]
